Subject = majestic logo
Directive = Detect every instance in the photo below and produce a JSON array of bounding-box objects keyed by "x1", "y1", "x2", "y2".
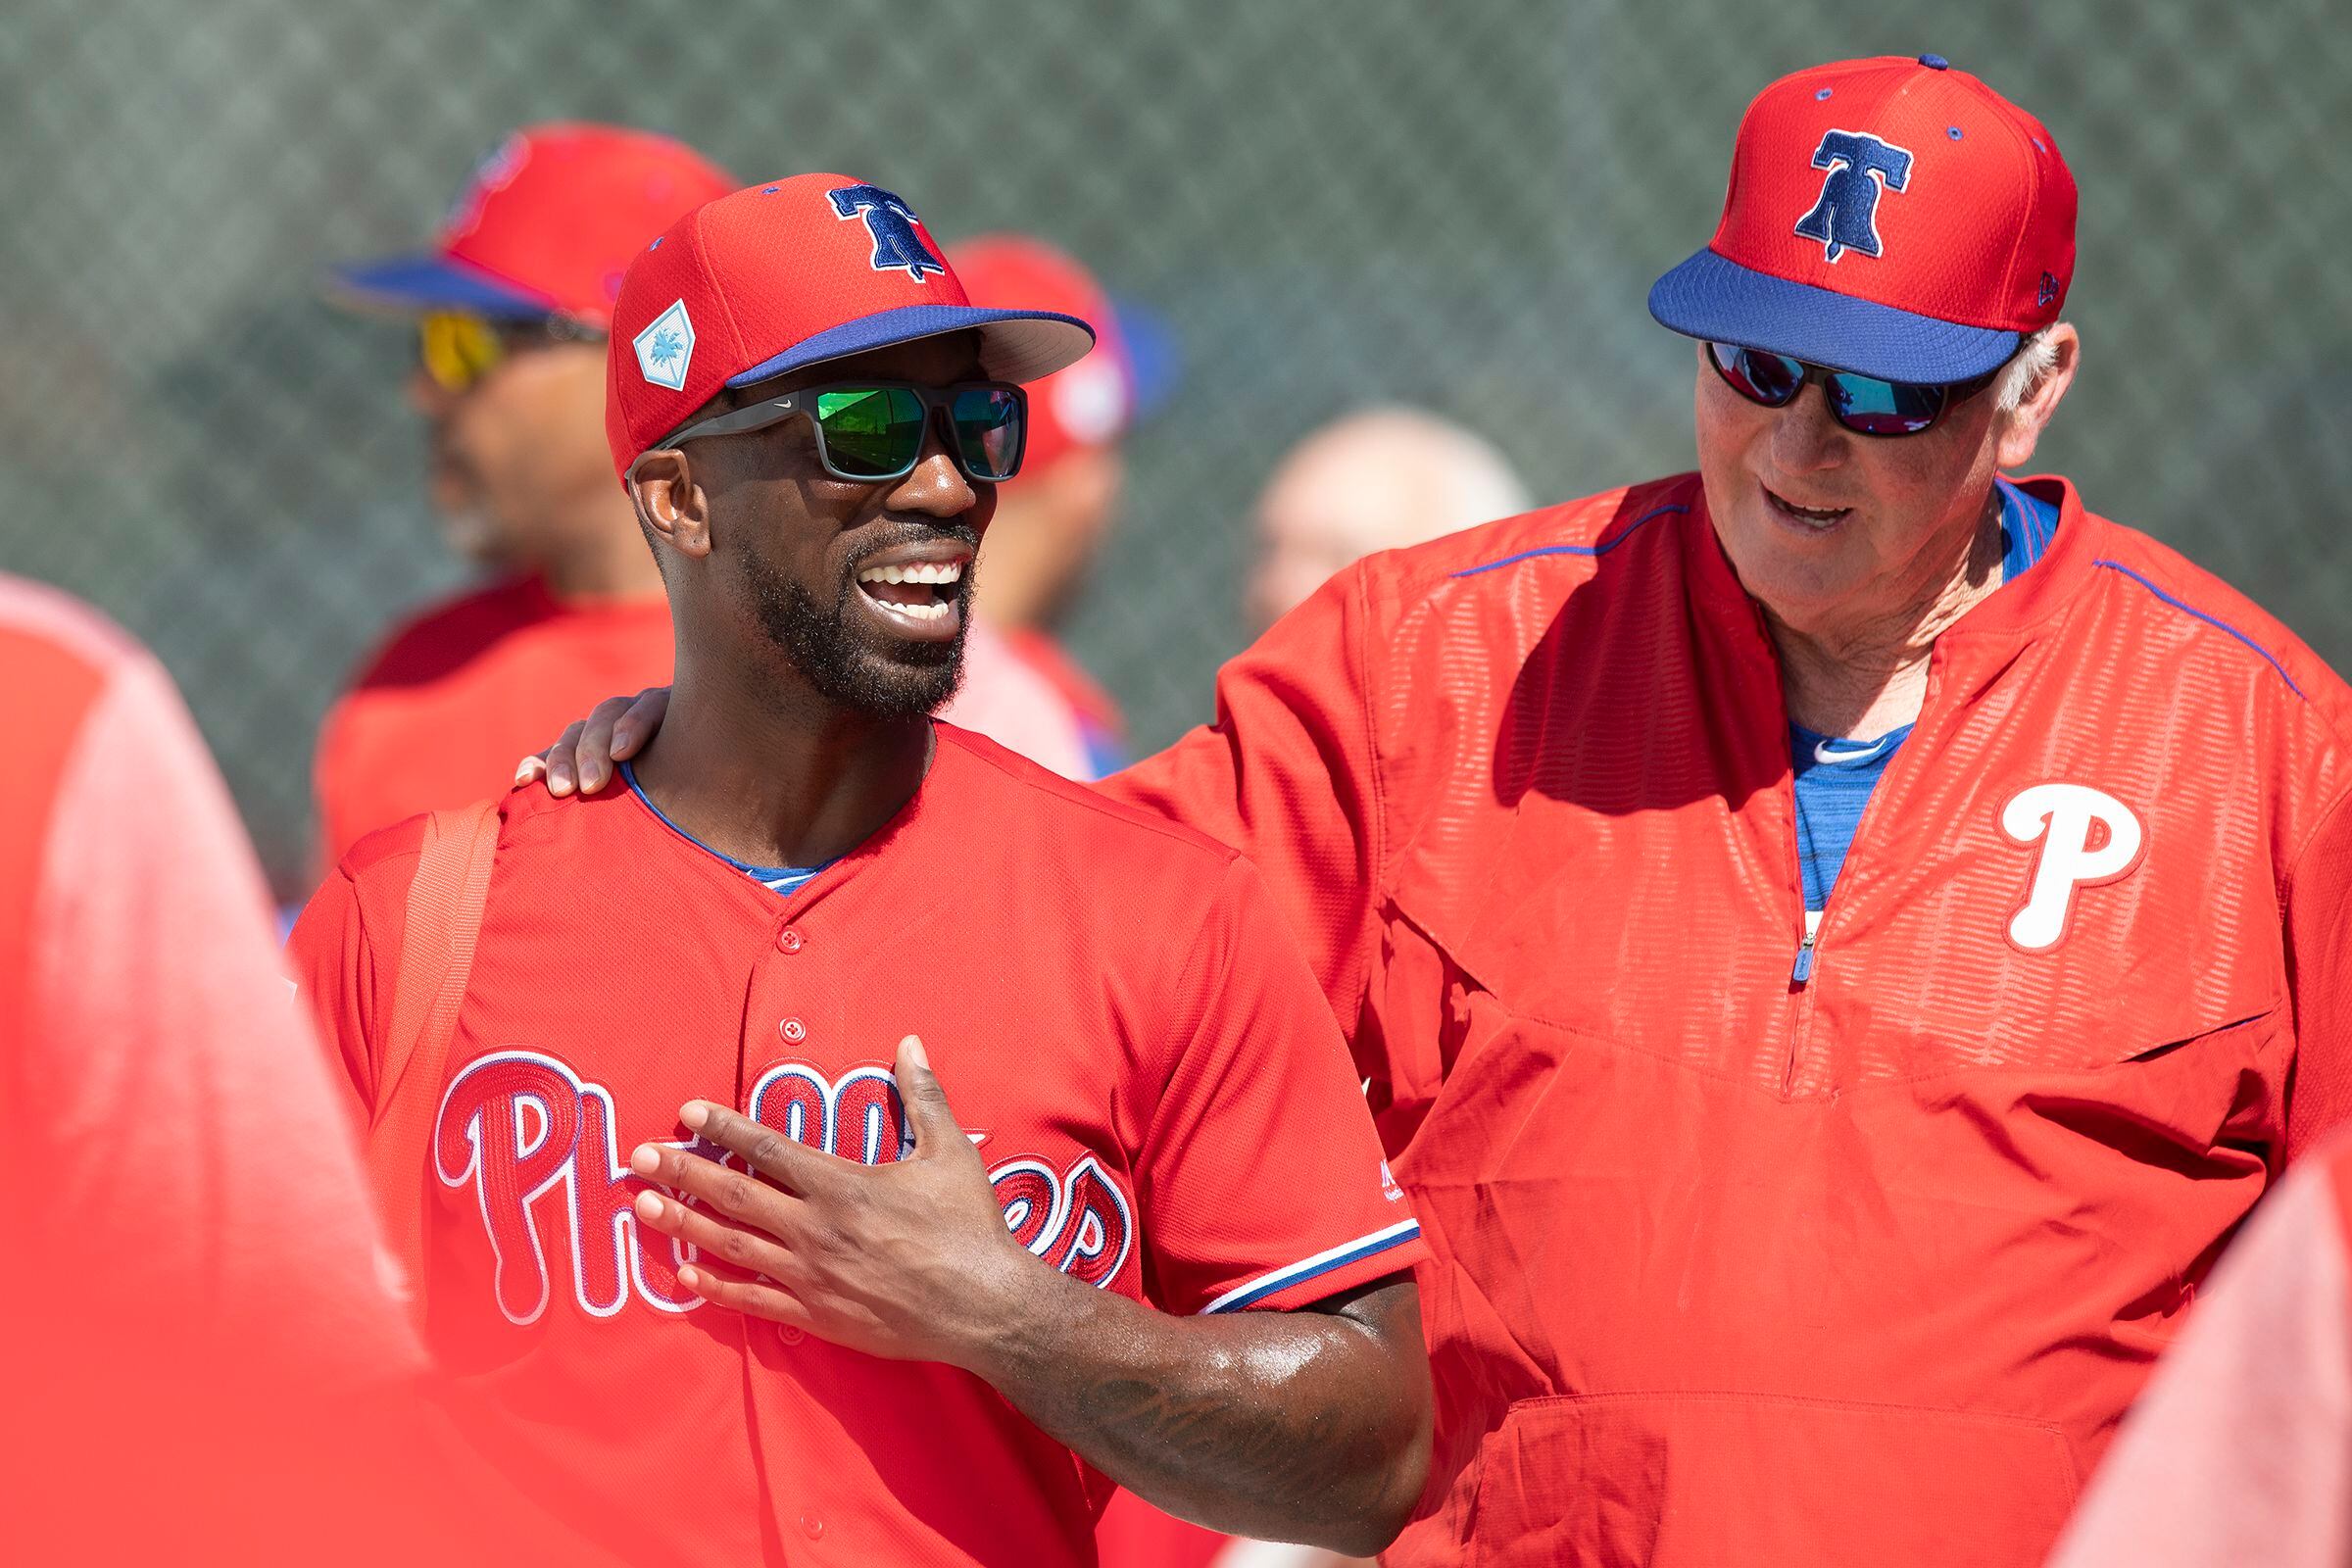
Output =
[
  {"x1": 828, "y1": 184, "x2": 947, "y2": 281},
  {"x1": 632, "y1": 299, "x2": 695, "y2": 390},
  {"x1": 435, "y1": 1052, "x2": 1136, "y2": 1323},
  {"x1": 1793, "y1": 129, "x2": 1915, "y2": 263},
  {"x1": 1999, "y1": 784, "x2": 2145, "y2": 953}
]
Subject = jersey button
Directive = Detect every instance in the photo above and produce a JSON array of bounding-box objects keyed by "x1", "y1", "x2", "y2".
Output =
[
  {"x1": 799, "y1": 1513, "x2": 824, "y2": 1542},
  {"x1": 776, "y1": 926, "x2": 805, "y2": 954},
  {"x1": 778, "y1": 1016, "x2": 808, "y2": 1044}
]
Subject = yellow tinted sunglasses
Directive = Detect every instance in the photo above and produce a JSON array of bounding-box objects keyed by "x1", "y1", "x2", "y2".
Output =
[{"x1": 416, "y1": 311, "x2": 601, "y2": 394}]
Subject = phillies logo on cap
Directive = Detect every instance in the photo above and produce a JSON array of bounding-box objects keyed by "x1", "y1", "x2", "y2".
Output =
[
  {"x1": 829, "y1": 183, "x2": 947, "y2": 281},
  {"x1": 632, "y1": 299, "x2": 695, "y2": 390},
  {"x1": 1794, "y1": 129, "x2": 1914, "y2": 263}
]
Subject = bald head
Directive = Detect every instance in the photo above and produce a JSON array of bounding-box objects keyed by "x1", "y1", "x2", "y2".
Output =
[{"x1": 1249, "y1": 408, "x2": 1532, "y2": 628}]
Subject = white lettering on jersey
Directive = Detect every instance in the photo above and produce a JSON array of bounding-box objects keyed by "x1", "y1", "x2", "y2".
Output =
[{"x1": 1999, "y1": 784, "x2": 2145, "y2": 953}]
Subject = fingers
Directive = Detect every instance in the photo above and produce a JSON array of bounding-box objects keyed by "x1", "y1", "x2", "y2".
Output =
[
  {"x1": 892, "y1": 1035, "x2": 964, "y2": 1156},
  {"x1": 674, "y1": 1102, "x2": 829, "y2": 1194},
  {"x1": 632, "y1": 1189, "x2": 794, "y2": 1283},
  {"x1": 513, "y1": 753, "x2": 549, "y2": 788},
  {"x1": 545, "y1": 720, "x2": 587, "y2": 798},
  {"x1": 673, "y1": 1265, "x2": 813, "y2": 1326},
  {"x1": 574, "y1": 696, "x2": 640, "y2": 797},
  {"x1": 630, "y1": 1133, "x2": 811, "y2": 1228},
  {"x1": 612, "y1": 686, "x2": 670, "y2": 761}
]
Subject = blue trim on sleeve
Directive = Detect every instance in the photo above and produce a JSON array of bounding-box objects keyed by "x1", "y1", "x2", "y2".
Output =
[
  {"x1": 1199, "y1": 1219, "x2": 1422, "y2": 1314},
  {"x1": 2092, "y1": 561, "x2": 2308, "y2": 701},
  {"x1": 1449, "y1": 503, "x2": 1690, "y2": 578}
]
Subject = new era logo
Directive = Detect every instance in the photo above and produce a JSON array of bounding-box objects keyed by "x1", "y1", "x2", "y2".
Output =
[{"x1": 633, "y1": 299, "x2": 695, "y2": 390}]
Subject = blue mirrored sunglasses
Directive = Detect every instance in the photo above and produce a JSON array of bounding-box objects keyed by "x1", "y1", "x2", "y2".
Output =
[{"x1": 1705, "y1": 342, "x2": 2000, "y2": 437}]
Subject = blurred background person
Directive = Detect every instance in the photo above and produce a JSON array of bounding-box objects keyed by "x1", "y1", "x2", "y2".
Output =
[
  {"x1": 0, "y1": 573, "x2": 624, "y2": 1565},
  {"x1": 953, "y1": 233, "x2": 1140, "y2": 776},
  {"x1": 313, "y1": 123, "x2": 734, "y2": 868},
  {"x1": 1246, "y1": 407, "x2": 1533, "y2": 629},
  {"x1": 2047, "y1": 1129, "x2": 2352, "y2": 1568}
]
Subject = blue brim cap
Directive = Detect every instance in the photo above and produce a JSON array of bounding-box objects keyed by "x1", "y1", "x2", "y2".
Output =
[
  {"x1": 327, "y1": 254, "x2": 559, "y2": 319},
  {"x1": 724, "y1": 304, "x2": 1098, "y2": 389},
  {"x1": 1647, "y1": 246, "x2": 2021, "y2": 384}
]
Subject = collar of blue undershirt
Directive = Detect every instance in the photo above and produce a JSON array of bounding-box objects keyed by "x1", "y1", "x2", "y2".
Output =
[
  {"x1": 619, "y1": 760, "x2": 829, "y2": 897},
  {"x1": 1995, "y1": 475, "x2": 2060, "y2": 582}
]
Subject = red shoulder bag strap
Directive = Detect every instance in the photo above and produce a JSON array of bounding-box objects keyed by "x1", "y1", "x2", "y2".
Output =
[{"x1": 365, "y1": 799, "x2": 501, "y2": 1321}]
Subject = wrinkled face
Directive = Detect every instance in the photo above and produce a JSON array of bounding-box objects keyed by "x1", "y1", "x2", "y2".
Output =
[
  {"x1": 675, "y1": 334, "x2": 997, "y2": 719},
  {"x1": 409, "y1": 338, "x2": 613, "y2": 566},
  {"x1": 1692, "y1": 344, "x2": 2009, "y2": 636}
]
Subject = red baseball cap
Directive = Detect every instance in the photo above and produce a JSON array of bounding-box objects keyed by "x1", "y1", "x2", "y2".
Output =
[
  {"x1": 948, "y1": 235, "x2": 1132, "y2": 475},
  {"x1": 604, "y1": 174, "x2": 1097, "y2": 481},
  {"x1": 332, "y1": 123, "x2": 736, "y2": 327},
  {"x1": 1648, "y1": 55, "x2": 2076, "y2": 383}
]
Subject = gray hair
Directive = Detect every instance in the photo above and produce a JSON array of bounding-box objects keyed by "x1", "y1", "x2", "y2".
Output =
[{"x1": 1994, "y1": 326, "x2": 2060, "y2": 413}]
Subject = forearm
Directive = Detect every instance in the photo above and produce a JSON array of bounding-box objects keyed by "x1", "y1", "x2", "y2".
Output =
[{"x1": 961, "y1": 1272, "x2": 1429, "y2": 1554}]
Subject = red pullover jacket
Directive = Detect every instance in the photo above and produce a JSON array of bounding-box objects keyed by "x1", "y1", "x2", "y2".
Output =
[{"x1": 1108, "y1": 471, "x2": 2352, "y2": 1566}]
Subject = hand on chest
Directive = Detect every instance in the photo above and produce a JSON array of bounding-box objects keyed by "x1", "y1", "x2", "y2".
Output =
[{"x1": 430, "y1": 1008, "x2": 1140, "y2": 1327}]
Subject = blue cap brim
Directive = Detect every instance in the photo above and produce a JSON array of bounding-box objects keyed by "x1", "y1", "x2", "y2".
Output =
[
  {"x1": 1647, "y1": 247, "x2": 2020, "y2": 383},
  {"x1": 327, "y1": 254, "x2": 558, "y2": 318},
  {"x1": 726, "y1": 305, "x2": 1097, "y2": 390}
]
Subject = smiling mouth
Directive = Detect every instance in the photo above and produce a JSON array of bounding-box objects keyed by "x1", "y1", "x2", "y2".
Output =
[
  {"x1": 855, "y1": 559, "x2": 964, "y2": 624},
  {"x1": 1763, "y1": 483, "x2": 1852, "y2": 530}
]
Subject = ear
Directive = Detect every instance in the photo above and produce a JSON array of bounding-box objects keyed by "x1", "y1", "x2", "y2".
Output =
[
  {"x1": 1992, "y1": 322, "x2": 2080, "y2": 471},
  {"x1": 629, "y1": 450, "x2": 714, "y2": 561}
]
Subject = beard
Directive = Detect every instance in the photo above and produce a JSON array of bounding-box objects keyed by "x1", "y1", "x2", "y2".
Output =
[{"x1": 738, "y1": 528, "x2": 976, "y2": 720}]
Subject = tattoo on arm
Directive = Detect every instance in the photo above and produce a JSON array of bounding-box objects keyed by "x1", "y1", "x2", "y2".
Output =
[{"x1": 977, "y1": 1275, "x2": 1430, "y2": 1553}]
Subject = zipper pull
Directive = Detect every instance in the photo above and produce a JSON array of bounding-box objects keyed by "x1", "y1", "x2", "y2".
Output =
[{"x1": 1792, "y1": 908, "x2": 1822, "y2": 986}]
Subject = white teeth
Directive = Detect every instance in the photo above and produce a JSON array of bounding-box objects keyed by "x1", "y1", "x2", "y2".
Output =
[
  {"x1": 858, "y1": 561, "x2": 963, "y2": 584},
  {"x1": 869, "y1": 597, "x2": 951, "y2": 622}
]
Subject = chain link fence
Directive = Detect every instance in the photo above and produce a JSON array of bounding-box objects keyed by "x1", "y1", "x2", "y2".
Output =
[{"x1": 4, "y1": 0, "x2": 2347, "y2": 895}]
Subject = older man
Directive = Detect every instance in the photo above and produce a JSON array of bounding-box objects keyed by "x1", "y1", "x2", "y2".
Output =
[{"x1": 533, "y1": 56, "x2": 2352, "y2": 1565}]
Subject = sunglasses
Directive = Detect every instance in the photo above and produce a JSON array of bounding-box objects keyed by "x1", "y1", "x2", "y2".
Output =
[
  {"x1": 647, "y1": 381, "x2": 1028, "y2": 485},
  {"x1": 1705, "y1": 342, "x2": 1999, "y2": 437},
  {"x1": 417, "y1": 311, "x2": 601, "y2": 395}
]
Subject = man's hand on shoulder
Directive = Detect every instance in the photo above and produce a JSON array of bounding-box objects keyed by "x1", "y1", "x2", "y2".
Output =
[{"x1": 514, "y1": 687, "x2": 670, "y2": 799}]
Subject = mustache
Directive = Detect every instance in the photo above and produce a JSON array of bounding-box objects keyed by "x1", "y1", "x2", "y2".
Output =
[{"x1": 840, "y1": 520, "x2": 982, "y2": 574}]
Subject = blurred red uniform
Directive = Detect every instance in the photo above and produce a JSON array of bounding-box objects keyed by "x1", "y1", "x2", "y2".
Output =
[
  {"x1": 2049, "y1": 1129, "x2": 2352, "y2": 1567},
  {"x1": 0, "y1": 576, "x2": 425, "y2": 1561},
  {"x1": 317, "y1": 573, "x2": 674, "y2": 862}
]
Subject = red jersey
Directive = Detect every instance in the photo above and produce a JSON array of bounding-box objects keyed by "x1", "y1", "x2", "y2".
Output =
[
  {"x1": 316, "y1": 573, "x2": 673, "y2": 866},
  {"x1": 1107, "y1": 473, "x2": 2352, "y2": 1567},
  {"x1": 289, "y1": 724, "x2": 1424, "y2": 1566}
]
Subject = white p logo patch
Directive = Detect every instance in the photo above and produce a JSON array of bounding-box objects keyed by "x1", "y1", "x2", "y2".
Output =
[{"x1": 1999, "y1": 784, "x2": 2144, "y2": 954}]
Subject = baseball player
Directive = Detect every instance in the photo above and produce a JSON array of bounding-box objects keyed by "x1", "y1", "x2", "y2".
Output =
[
  {"x1": 321, "y1": 130, "x2": 1108, "y2": 857},
  {"x1": 290, "y1": 174, "x2": 1431, "y2": 1567},
  {"x1": 317, "y1": 123, "x2": 733, "y2": 866},
  {"x1": 537, "y1": 58, "x2": 2352, "y2": 1565}
]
